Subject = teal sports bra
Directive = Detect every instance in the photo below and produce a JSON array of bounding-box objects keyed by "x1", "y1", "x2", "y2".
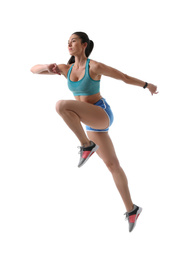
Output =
[{"x1": 67, "y1": 59, "x2": 100, "y2": 96}]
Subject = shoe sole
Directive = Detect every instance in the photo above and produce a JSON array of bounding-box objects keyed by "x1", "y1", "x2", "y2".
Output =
[{"x1": 78, "y1": 145, "x2": 99, "y2": 168}]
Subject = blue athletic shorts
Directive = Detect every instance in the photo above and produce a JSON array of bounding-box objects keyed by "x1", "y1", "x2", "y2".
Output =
[{"x1": 85, "y1": 98, "x2": 114, "y2": 132}]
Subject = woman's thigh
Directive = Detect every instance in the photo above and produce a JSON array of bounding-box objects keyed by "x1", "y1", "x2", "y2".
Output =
[{"x1": 56, "y1": 99, "x2": 109, "y2": 129}]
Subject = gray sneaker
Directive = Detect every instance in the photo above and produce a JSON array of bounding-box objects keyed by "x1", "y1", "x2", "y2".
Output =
[
  {"x1": 77, "y1": 141, "x2": 99, "y2": 168},
  {"x1": 124, "y1": 204, "x2": 142, "y2": 232}
]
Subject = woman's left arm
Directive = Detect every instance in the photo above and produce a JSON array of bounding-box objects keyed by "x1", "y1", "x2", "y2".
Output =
[{"x1": 94, "y1": 62, "x2": 158, "y2": 95}]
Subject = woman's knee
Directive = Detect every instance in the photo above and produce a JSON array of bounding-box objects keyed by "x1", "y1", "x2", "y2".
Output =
[
  {"x1": 104, "y1": 158, "x2": 121, "y2": 173},
  {"x1": 55, "y1": 100, "x2": 68, "y2": 114}
]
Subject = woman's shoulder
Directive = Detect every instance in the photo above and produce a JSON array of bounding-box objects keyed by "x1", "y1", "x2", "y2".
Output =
[
  {"x1": 89, "y1": 59, "x2": 101, "y2": 70},
  {"x1": 58, "y1": 63, "x2": 72, "y2": 77},
  {"x1": 58, "y1": 63, "x2": 72, "y2": 70},
  {"x1": 88, "y1": 59, "x2": 102, "y2": 80},
  {"x1": 89, "y1": 59, "x2": 99, "y2": 65}
]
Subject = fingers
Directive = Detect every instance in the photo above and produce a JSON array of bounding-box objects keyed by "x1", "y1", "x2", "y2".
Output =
[
  {"x1": 148, "y1": 84, "x2": 158, "y2": 95},
  {"x1": 51, "y1": 64, "x2": 61, "y2": 75},
  {"x1": 154, "y1": 86, "x2": 159, "y2": 95},
  {"x1": 55, "y1": 65, "x2": 61, "y2": 75}
]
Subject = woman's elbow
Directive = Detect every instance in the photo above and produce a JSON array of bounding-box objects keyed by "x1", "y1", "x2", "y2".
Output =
[
  {"x1": 123, "y1": 73, "x2": 130, "y2": 84},
  {"x1": 30, "y1": 66, "x2": 36, "y2": 74}
]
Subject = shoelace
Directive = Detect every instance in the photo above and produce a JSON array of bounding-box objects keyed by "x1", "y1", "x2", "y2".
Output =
[
  {"x1": 124, "y1": 212, "x2": 129, "y2": 221},
  {"x1": 77, "y1": 142, "x2": 92, "y2": 154},
  {"x1": 77, "y1": 146, "x2": 83, "y2": 154}
]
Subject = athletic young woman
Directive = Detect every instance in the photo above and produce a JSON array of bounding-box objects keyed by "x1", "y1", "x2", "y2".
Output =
[{"x1": 31, "y1": 32, "x2": 158, "y2": 232}]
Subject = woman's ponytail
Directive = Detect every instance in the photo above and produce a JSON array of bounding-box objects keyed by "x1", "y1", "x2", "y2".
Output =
[
  {"x1": 68, "y1": 56, "x2": 75, "y2": 65},
  {"x1": 85, "y1": 40, "x2": 94, "y2": 58}
]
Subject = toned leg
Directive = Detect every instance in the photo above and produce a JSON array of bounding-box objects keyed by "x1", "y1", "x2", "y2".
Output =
[
  {"x1": 87, "y1": 131, "x2": 134, "y2": 212},
  {"x1": 55, "y1": 100, "x2": 109, "y2": 146}
]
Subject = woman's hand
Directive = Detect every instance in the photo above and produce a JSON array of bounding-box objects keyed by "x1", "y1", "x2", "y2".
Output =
[
  {"x1": 147, "y1": 83, "x2": 158, "y2": 95},
  {"x1": 47, "y1": 63, "x2": 61, "y2": 75}
]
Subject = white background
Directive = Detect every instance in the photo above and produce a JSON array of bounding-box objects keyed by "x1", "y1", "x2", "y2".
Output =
[{"x1": 0, "y1": 0, "x2": 188, "y2": 259}]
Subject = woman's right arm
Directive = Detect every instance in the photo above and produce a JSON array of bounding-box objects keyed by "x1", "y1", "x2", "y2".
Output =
[{"x1": 30, "y1": 63, "x2": 62, "y2": 75}]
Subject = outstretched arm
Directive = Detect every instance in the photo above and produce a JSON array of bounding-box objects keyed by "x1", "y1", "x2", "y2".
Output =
[
  {"x1": 93, "y1": 62, "x2": 158, "y2": 95},
  {"x1": 30, "y1": 63, "x2": 62, "y2": 75}
]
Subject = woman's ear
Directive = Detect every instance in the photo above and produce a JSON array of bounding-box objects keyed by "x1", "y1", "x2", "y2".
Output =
[{"x1": 83, "y1": 42, "x2": 88, "y2": 49}]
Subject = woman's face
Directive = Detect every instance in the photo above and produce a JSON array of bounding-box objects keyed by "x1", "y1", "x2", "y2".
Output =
[{"x1": 68, "y1": 34, "x2": 87, "y2": 56}]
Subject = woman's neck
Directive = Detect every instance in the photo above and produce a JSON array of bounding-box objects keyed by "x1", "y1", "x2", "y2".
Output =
[{"x1": 74, "y1": 55, "x2": 87, "y2": 69}]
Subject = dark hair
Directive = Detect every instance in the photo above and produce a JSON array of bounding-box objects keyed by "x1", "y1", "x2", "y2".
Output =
[{"x1": 68, "y1": 32, "x2": 94, "y2": 64}]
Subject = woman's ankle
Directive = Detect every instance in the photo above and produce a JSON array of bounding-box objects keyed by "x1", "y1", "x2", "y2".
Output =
[{"x1": 82, "y1": 141, "x2": 91, "y2": 147}]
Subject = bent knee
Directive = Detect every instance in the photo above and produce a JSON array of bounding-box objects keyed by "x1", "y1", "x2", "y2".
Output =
[{"x1": 55, "y1": 100, "x2": 68, "y2": 114}]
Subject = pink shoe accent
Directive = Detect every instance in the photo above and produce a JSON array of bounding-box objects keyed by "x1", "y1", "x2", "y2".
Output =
[
  {"x1": 82, "y1": 151, "x2": 91, "y2": 159},
  {"x1": 129, "y1": 213, "x2": 140, "y2": 223},
  {"x1": 129, "y1": 215, "x2": 136, "y2": 223}
]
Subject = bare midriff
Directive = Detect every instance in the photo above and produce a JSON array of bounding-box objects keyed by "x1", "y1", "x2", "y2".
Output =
[{"x1": 74, "y1": 92, "x2": 103, "y2": 104}]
